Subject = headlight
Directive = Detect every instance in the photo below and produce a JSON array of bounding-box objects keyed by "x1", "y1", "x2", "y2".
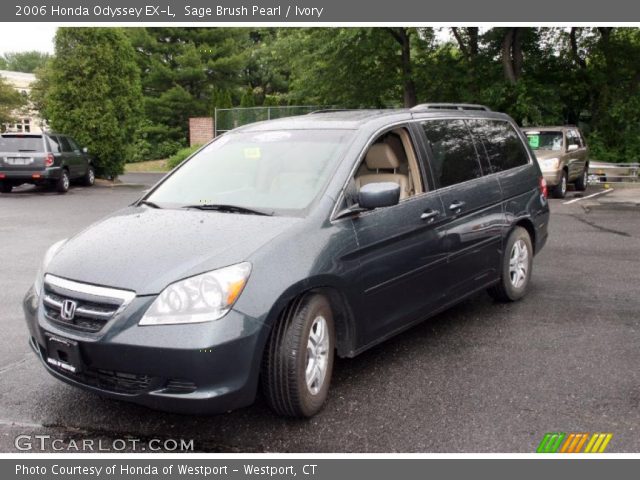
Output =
[
  {"x1": 139, "y1": 262, "x2": 251, "y2": 326},
  {"x1": 34, "y1": 239, "x2": 67, "y2": 296},
  {"x1": 540, "y1": 157, "x2": 559, "y2": 170}
]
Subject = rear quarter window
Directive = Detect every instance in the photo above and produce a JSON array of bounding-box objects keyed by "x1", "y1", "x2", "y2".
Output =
[{"x1": 467, "y1": 120, "x2": 530, "y2": 173}]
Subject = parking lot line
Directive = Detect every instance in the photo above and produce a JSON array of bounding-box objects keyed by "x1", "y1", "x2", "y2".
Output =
[{"x1": 563, "y1": 188, "x2": 614, "y2": 204}]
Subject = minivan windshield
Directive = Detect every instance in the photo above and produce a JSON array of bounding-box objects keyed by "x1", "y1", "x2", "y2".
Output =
[
  {"x1": 146, "y1": 129, "x2": 353, "y2": 215},
  {"x1": 0, "y1": 135, "x2": 45, "y2": 152},
  {"x1": 526, "y1": 131, "x2": 563, "y2": 151}
]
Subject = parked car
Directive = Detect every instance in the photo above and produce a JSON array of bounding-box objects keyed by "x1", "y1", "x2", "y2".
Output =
[
  {"x1": 521, "y1": 126, "x2": 589, "y2": 198},
  {"x1": 23, "y1": 105, "x2": 549, "y2": 417},
  {"x1": 0, "y1": 132, "x2": 95, "y2": 194}
]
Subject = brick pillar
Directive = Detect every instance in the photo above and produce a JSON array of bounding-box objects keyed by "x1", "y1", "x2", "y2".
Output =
[{"x1": 189, "y1": 117, "x2": 214, "y2": 146}]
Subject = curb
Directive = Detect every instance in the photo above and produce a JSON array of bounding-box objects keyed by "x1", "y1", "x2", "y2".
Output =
[{"x1": 94, "y1": 180, "x2": 146, "y2": 189}]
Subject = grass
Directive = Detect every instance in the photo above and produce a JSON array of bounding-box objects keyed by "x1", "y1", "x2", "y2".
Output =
[{"x1": 124, "y1": 159, "x2": 170, "y2": 173}]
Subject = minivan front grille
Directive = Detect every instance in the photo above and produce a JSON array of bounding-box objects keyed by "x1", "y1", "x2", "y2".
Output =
[{"x1": 42, "y1": 274, "x2": 135, "y2": 334}]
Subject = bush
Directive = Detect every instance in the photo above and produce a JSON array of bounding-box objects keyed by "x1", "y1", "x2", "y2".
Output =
[{"x1": 167, "y1": 145, "x2": 202, "y2": 170}]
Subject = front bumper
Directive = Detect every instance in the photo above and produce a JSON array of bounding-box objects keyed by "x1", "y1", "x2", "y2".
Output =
[
  {"x1": 23, "y1": 286, "x2": 269, "y2": 414},
  {"x1": 0, "y1": 167, "x2": 62, "y2": 183},
  {"x1": 541, "y1": 169, "x2": 563, "y2": 187}
]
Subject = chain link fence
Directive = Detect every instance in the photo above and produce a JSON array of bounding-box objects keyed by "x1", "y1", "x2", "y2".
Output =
[{"x1": 214, "y1": 106, "x2": 336, "y2": 136}]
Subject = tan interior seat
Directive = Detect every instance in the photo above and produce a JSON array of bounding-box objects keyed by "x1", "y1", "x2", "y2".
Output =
[{"x1": 355, "y1": 143, "x2": 410, "y2": 200}]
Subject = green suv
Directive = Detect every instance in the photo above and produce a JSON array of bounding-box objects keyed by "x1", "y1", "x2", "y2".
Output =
[{"x1": 522, "y1": 126, "x2": 589, "y2": 198}]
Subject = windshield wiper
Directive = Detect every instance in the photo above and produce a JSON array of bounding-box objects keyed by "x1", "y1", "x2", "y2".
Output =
[
  {"x1": 138, "y1": 200, "x2": 162, "y2": 209},
  {"x1": 181, "y1": 203, "x2": 273, "y2": 216},
  {"x1": 18, "y1": 149, "x2": 37, "y2": 152}
]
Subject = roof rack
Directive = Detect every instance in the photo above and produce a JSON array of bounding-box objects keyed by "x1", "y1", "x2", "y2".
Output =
[
  {"x1": 307, "y1": 109, "x2": 355, "y2": 115},
  {"x1": 410, "y1": 103, "x2": 491, "y2": 112}
]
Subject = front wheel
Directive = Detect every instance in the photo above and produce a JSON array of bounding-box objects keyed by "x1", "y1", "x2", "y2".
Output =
[
  {"x1": 262, "y1": 294, "x2": 335, "y2": 417},
  {"x1": 574, "y1": 167, "x2": 588, "y2": 191},
  {"x1": 488, "y1": 226, "x2": 533, "y2": 302},
  {"x1": 551, "y1": 170, "x2": 568, "y2": 198}
]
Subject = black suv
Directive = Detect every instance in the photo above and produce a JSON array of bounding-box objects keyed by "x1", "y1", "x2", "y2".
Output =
[
  {"x1": 23, "y1": 105, "x2": 549, "y2": 417},
  {"x1": 0, "y1": 133, "x2": 95, "y2": 193}
]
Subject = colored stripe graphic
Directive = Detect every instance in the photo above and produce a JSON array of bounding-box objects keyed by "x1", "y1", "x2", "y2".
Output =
[
  {"x1": 536, "y1": 433, "x2": 566, "y2": 453},
  {"x1": 584, "y1": 433, "x2": 613, "y2": 453},
  {"x1": 538, "y1": 433, "x2": 613, "y2": 453}
]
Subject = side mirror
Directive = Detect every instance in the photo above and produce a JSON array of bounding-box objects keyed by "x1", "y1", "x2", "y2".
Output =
[
  {"x1": 358, "y1": 182, "x2": 401, "y2": 210},
  {"x1": 567, "y1": 144, "x2": 579, "y2": 152},
  {"x1": 82, "y1": 147, "x2": 88, "y2": 154}
]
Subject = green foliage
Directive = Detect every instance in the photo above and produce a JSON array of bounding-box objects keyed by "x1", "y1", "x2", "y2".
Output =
[
  {"x1": 32, "y1": 27, "x2": 640, "y2": 163},
  {"x1": 125, "y1": 28, "x2": 249, "y2": 153},
  {"x1": 1, "y1": 51, "x2": 50, "y2": 73},
  {"x1": 0, "y1": 76, "x2": 27, "y2": 126},
  {"x1": 167, "y1": 145, "x2": 202, "y2": 169},
  {"x1": 41, "y1": 28, "x2": 142, "y2": 177}
]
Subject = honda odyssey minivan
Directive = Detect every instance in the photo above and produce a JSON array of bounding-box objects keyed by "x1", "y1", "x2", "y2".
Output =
[{"x1": 23, "y1": 105, "x2": 549, "y2": 417}]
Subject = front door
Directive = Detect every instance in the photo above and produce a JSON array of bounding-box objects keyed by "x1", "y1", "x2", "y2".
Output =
[{"x1": 347, "y1": 126, "x2": 450, "y2": 344}]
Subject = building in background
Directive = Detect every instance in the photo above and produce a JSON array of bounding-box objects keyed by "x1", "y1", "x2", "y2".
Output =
[{"x1": 0, "y1": 69, "x2": 46, "y2": 133}]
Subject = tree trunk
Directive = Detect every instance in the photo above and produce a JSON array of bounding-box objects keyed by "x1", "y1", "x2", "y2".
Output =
[
  {"x1": 569, "y1": 27, "x2": 587, "y2": 69},
  {"x1": 386, "y1": 27, "x2": 417, "y2": 107},
  {"x1": 502, "y1": 28, "x2": 517, "y2": 84},
  {"x1": 502, "y1": 27, "x2": 525, "y2": 84}
]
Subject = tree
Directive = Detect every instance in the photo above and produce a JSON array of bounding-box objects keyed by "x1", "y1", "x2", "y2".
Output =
[
  {"x1": 0, "y1": 76, "x2": 27, "y2": 127},
  {"x1": 1, "y1": 51, "x2": 50, "y2": 73},
  {"x1": 43, "y1": 28, "x2": 142, "y2": 177},
  {"x1": 125, "y1": 28, "x2": 250, "y2": 159}
]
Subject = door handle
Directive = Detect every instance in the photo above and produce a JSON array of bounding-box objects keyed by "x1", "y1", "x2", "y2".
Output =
[
  {"x1": 449, "y1": 200, "x2": 466, "y2": 212},
  {"x1": 420, "y1": 209, "x2": 440, "y2": 221}
]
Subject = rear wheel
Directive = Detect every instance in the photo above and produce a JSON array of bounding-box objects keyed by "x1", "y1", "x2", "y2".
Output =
[
  {"x1": 0, "y1": 182, "x2": 12, "y2": 193},
  {"x1": 56, "y1": 169, "x2": 70, "y2": 194},
  {"x1": 82, "y1": 166, "x2": 95, "y2": 186},
  {"x1": 551, "y1": 170, "x2": 568, "y2": 199},
  {"x1": 262, "y1": 294, "x2": 335, "y2": 417},
  {"x1": 574, "y1": 166, "x2": 588, "y2": 191},
  {"x1": 488, "y1": 226, "x2": 533, "y2": 302}
]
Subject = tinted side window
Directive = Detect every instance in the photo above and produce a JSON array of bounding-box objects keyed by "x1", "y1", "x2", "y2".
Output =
[
  {"x1": 467, "y1": 119, "x2": 529, "y2": 173},
  {"x1": 67, "y1": 137, "x2": 81, "y2": 152},
  {"x1": 421, "y1": 119, "x2": 482, "y2": 188},
  {"x1": 58, "y1": 136, "x2": 73, "y2": 153}
]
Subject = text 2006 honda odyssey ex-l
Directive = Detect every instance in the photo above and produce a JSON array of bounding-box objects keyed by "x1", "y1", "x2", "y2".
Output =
[{"x1": 24, "y1": 105, "x2": 549, "y2": 417}]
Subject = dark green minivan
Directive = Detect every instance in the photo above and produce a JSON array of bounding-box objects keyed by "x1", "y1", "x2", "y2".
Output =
[{"x1": 23, "y1": 105, "x2": 549, "y2": 417}]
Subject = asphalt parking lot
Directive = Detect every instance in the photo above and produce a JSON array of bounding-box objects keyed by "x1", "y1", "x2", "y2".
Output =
[{"x1": 1, "y1": 176, "x2": 639, "y2": 452}]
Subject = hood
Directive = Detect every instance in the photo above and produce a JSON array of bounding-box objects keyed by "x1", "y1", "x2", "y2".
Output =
[
  {"x1": 533, "y1": 150, "x2": 563, "y2": 160},
  {"x1": 47, "y1": 206, "x2": 300, "y2": 295}
]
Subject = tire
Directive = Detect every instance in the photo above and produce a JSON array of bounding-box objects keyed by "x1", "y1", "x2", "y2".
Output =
[
  {"x1": 551, "y1": 170, "x2": 568, "y2": 198},
  {"x1": 0, "y1": 182, "x2": 12, "y2": 193},
  {"x1": 82, "y1": 165, "x2": 95, "y2": 186},
  {"x1": 262, "y1": 293, "x2": 335, "y2": 418},
  {"x1": 56, "y1": 169, "x2": 70, "y2": 194},
  {"x1": 488, "y1": 226, "x2": 534, "y2": 302},
  {"x1": 574, "y1": 166, "x2": 588, "y2": 191}
]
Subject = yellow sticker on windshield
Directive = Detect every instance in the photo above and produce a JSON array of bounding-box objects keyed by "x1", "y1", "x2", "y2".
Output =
[
  {"x1": 528, "y1": 135, "x2": 540, "y2": 148},
  {"x1": 244, "y1": 147, "x2": 261, "y2": 159}
]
